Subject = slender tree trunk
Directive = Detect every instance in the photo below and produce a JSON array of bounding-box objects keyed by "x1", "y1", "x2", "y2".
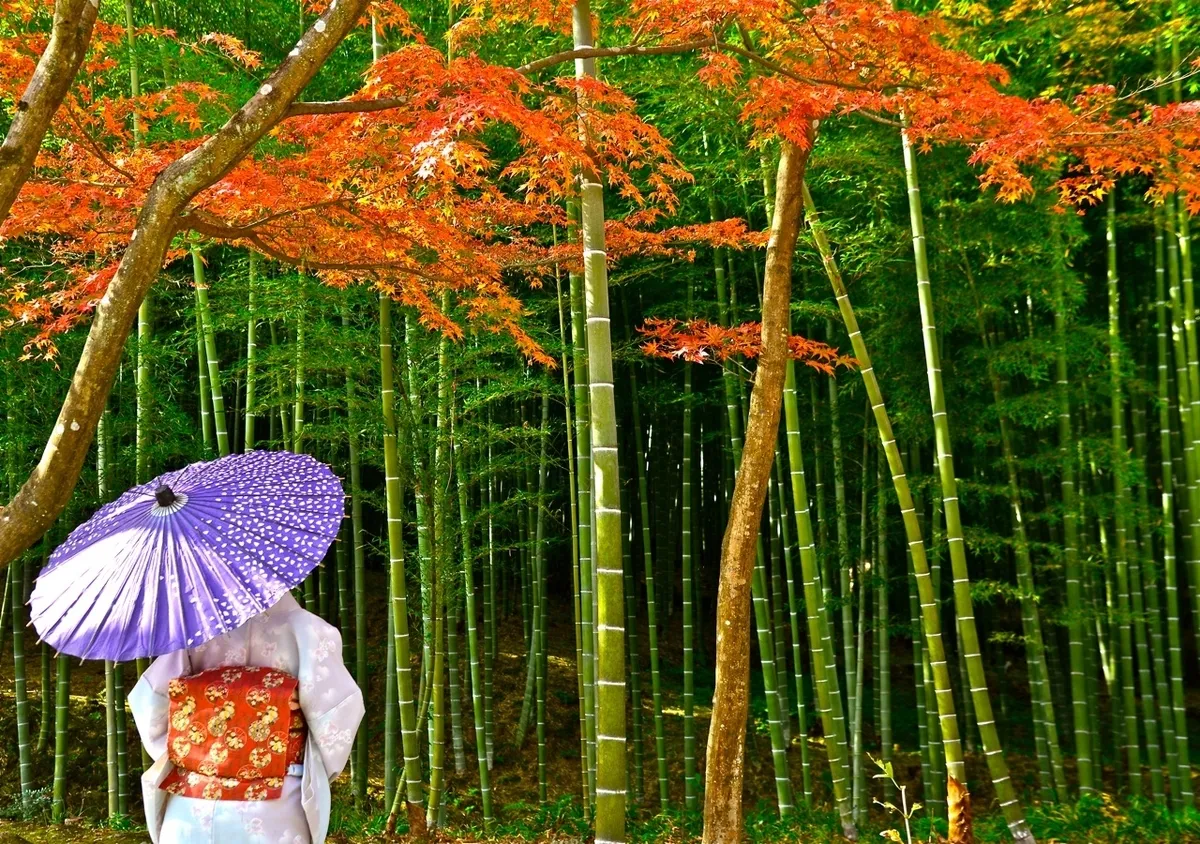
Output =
[{"x1": 702, "y1": 138, "x2": 816, "y2": 844}]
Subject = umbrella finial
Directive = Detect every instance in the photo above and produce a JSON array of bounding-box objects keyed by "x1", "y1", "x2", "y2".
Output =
[{"x1": 155, "y1": 485, "x2": 178, "y2": 507}]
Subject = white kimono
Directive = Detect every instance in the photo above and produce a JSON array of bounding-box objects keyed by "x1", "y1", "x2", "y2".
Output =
[{"x1": 130, "y1": 593, "x2": 364, "y2": 844}]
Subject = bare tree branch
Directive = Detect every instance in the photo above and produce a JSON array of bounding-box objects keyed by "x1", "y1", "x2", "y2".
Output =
[{"x1": 285, "y1": 96, "x2": 411, "y2": 117}]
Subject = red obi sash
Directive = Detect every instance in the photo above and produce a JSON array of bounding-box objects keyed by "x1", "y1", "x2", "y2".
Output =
[{"x1": 160, "y1": 666, "x2": 306, "y2": 801}]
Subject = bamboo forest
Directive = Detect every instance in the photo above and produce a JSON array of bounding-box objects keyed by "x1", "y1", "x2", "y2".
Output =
[{"x1": 3, "y1": 1, "x2": 1200, "y2": 843}]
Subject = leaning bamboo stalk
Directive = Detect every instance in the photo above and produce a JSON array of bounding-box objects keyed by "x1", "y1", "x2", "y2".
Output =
[
  {"x1": 890, "y1": 119, "x2": 1034, "y2": 838},
  {"x1": 783, "y1": 358, "x2": 855, "y2": 836},
  {"x1": 803, "y1": 184, "x2": 985, "y2": 838},
  {"x1": 774, "y1": 450, "x2": 813, "y2": 806}
]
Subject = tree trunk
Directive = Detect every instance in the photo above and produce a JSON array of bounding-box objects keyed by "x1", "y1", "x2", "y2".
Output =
[
  {"x1": 702, "y1": 137, "x2": 812, "y2": 844},
  {"x1": 0, "y1": 0, "x2": 373, "y2": 567},
  {"x1": 0, "y1": 0, "x2": 100, "y2": 224}
]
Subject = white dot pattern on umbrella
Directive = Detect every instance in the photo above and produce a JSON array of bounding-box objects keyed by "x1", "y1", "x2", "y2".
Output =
[{"x1": 29, "y1": 450, "x2": 344, "y2": 662}]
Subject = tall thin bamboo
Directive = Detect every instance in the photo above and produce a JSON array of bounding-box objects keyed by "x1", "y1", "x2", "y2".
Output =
[
  {"x1": 455, "y1": 410, "x2": 493, "y2": 821},
  {"x1": 783, "y1": 357, "x2": 855, "y2": 836},
  {"x1": 681, "y1": 277, "x2": 698, "y2": 810},
  {"x1": 624, "y1": 305, "x2": 669, "y2": 810},
  {"x1": 51, "y1": 654, "x2": 70, "y2": 824},
  {"x1": 1158, "y1": 209, "x2": 1194, "y2": 805},
  {"x1": 380, "y1": 293, "x2": 426, "y2": 826},
  {"x1": 244, "y1": 253, "x2": 258, "y2": 451},
  {"x1": 192, "y1": 245, "x2": 229, "y2": 457},
  {"x1": 895, "y1": 125, "x2": 1033, "y2": 838},
  {"x1": 534, "y1": 391, "x2": 551, "y2": 803},
  {"x1": 876, "y1": 445, "x2": 892, "y2": 799},
  {"x1": 555, "y1": 248, "x2": 588, "y2": 803},
  {"x1": 13, "y1": 551, "x2": 31, "y2": 810},
  {"x1": 1107, "y1": 195, "x2": 1141, "y2": 795},
  {"x1": 573, "y1": 3, "x2": 626, "y2": 836},
  {"x1": 1054, "y1": 258, "x2": 1094, "y2": 795}
]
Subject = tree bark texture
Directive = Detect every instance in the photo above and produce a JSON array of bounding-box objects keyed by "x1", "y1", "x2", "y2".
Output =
[{"x1": 702, "y1": 134, "x2": 811, "y2": 844}]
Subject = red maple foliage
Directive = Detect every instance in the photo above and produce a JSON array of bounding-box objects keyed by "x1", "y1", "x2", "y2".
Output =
[{"x1": 638, "y1": 317, "x2": 855, "y2": 374}]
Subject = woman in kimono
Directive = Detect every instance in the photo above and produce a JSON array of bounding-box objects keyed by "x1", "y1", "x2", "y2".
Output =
[{"x1": 130, "y1": 591, "x2": 364, "y2": 844}]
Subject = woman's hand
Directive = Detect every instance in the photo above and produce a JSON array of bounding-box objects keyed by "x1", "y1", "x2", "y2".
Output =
[{"x1": 289, "y1": 685, "x2": 300, "y2": 711}]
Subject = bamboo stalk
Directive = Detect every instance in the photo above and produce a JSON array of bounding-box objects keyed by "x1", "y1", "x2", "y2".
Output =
[
  {"x1": 893, "y1": 125, "x2": 1033, "y2": 838},
  {"x1": 380, "y1": 292, "x2": 426, "y2": 827}
]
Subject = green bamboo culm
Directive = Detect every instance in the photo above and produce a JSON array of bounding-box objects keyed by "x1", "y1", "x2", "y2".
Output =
[
  {"x1": 534, "y1": 391, "x2": 551, "y2": 804},
  {"x1": 455, "y1": 410, "x2": 493, "y2": 822},
  {"x1": 555, "y1": 256, "x2": 589, "y2": 809},
  {"x1": 781, "y1": 356, "x2": 855, "y2": 836},
  {"x1": 893, "y1": 122, "x2": 1033, "y2": 840},
  {"x1": 803, "y1": 184, "x2": 969, "y2": 826},
  {"x1": 680, "y1": 281, "x2": 698, "y2": 811},
  {"x1": 52, "y1": 654, "x2": 70, "y2": 824},
  {"x1": 567, "y1": 195, "x2": 597, "y2": 812},
  {"x1": 1055, "y1": 247, "x2": 1094, "y2": 796},
  {"x1": 1107, "y1": 192, "x2": 1142, "y2": 795},
  {"x1": 105, "y1": 660, "x2": 119, "y2": 819},
  {"x1": 344, "y1": 301, "x2": 369, "y2": 805},
  {"x1": 244, "y1": 252, "x2": 258, "y2": 451},
  {"x1": 573, "y1": 1, "x2": 626, "y2": 838},
  {"x1": 380, "y1": 292, "x2": 426, "y2": 822},
  {"x1": 38, "y1": 640, "x2": 52, "y2": 753},
  {"x1": 1156, "y1": 207, "x2": 1193, "y2": 805},
  {"x1": 775, "y1": 449, "x2": 813, "y2": 805},
  {"x1": 12, "y1": 552, "x2": 32, "y2": 810},
  {"x1": 623, "y1": 298, "x2": 669, "y2": 811},
  {"x1": 192, "y1": 244, "x2": 229, "y2": 458}
]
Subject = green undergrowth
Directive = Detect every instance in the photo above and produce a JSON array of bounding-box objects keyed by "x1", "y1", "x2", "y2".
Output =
[{"x1": 4, "y1": 792, "x2": 1199, "y2": 842}]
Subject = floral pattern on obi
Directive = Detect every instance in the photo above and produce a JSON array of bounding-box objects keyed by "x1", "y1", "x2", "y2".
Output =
[{"x1": 160, "y1": 666, "x2": 306, "y2": 801}]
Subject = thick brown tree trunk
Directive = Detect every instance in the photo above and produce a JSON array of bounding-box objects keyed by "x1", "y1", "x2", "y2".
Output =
[
  {"x1": 701, "y1": 135, "x2": 812, "y2": 844},
  {"x1": 0, "y1": 0, "x2": 372, "y2": 566},
  {"x1": 0, "y1": 0, "x2": 99, "y2": 225}
]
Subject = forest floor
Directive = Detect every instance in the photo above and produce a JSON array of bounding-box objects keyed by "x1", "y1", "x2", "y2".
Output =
[{"x1": 2, "y1": 572, "x2": 1200, "y2": 842}]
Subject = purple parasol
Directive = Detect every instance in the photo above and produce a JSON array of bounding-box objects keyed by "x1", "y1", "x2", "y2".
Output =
[{"x1": 30, "y1": 450, "x2": 344, "y2": 662}]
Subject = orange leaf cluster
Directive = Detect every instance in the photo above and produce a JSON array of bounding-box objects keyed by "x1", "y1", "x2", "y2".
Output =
[{"x1": 638, "y1": 318, "x2": 854, "y2": 375}]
